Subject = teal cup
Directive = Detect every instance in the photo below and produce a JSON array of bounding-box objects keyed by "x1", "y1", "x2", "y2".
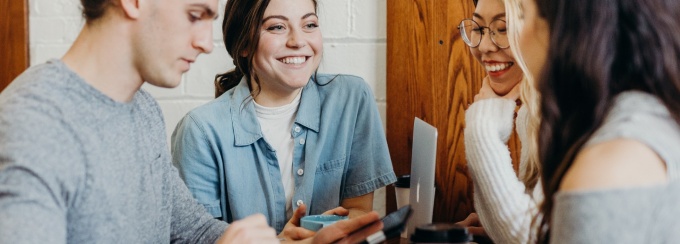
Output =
[{"x1": 300, "y1": 215, "x2": 349, "y2": 231}]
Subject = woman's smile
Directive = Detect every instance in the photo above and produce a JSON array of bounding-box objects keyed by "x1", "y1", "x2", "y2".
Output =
[{"x1": 483, "y1": 60, "x2": 515, "y2": 77}]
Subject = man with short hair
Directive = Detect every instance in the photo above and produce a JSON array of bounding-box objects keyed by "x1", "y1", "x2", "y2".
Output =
[{"x1": 0, "y1": 0, "x2": 380, "y2": 243}]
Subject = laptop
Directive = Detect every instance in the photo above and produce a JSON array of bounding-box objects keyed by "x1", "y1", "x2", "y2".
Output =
[{"x1": 406, "y1": 117, "x2": 438, "y2": 237}]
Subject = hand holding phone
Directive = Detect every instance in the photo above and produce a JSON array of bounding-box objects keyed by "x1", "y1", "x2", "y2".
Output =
[
  {"x1": 312, "y1": 211, "x2": 382, "y2": 244},
  {"x1": 362, "y1": 205, "x2": 413, "y2": 244}
]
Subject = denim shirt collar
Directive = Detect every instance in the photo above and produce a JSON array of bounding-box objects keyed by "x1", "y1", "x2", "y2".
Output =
[{"x1": 230, "y1": 76, "x2": 320, "y2": 146}]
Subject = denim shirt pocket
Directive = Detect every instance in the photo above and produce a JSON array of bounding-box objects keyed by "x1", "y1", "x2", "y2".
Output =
[
  {"x1": 315, "y1": 155, "x2": 346, "y2": 174},
  {"x1": 201, "y1": 199, "x2": 222, "y2": 218},
  {"x1": 312, "y1": 156, "x2": 346, "y2": 210}
]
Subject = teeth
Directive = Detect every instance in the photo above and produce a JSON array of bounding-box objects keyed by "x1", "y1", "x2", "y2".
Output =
[
  {"x1": 281, "y1": 57, "x2": 306, "y2": 64},
  {"x1": 485, "y1": 62, "x2": 513, "y2": 72}
]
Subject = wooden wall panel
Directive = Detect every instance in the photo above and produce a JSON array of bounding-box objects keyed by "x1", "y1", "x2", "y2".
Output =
[
  {"x1": 387, "y1": 0, "x2": 520, "y2": 223},
  {"x1": 0, "y1": 0, "x2": 29, "y2": 92}
]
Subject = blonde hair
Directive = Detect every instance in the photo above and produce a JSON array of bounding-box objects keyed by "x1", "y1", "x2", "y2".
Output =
[{"x1": 505, "y1": 0, "x2": 541, "y2": 192}]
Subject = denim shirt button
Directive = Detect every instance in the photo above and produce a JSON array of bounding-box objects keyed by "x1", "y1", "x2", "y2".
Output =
[
  {"x1": 296, "y1": 200, "x2": 304, "y2": 207},
  {"x1": 294, "y1": 126, "x2": 301, "y2": 133},
  {"x1": 299, "y1": 138, "x2": 306, "y2": 145},
  {"x1": 297, "y1": 168, "x2": 304, "y2": 176}
]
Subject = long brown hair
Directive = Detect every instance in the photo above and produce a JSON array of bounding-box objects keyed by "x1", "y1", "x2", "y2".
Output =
[
  {"x1": 535, "y1": 0, "x2": 680, "y2": 242},
  {"x1": 214, "y1": 0, "x2": 319, "y2": 98}
]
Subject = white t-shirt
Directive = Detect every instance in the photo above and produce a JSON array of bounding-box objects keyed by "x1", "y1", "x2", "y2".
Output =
[{"x1": 254, "y1": 90, "x2": 302, "y2": 219}]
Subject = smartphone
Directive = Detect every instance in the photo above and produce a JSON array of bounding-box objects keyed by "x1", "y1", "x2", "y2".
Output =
[{"x1": 362, "y1": 205, "x2": 413, "y2": 244}]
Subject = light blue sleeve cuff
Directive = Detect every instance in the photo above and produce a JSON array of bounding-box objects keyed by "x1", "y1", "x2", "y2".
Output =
[
  {"x1": 200, "y1": 199, "x2": 222, "y2": 218},
  {"x1": 343, "y1": 171, "x2": 397, "y2": 199}
]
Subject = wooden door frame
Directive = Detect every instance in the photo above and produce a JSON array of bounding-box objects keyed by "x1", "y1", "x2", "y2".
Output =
[{"x1": 0, "y1": 0, "x2": 29, "y2": 92}]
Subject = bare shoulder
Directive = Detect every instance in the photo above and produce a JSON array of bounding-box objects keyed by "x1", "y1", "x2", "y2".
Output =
[{"x1": 559, "y1": 139, "x2": 667, "y2": 192}]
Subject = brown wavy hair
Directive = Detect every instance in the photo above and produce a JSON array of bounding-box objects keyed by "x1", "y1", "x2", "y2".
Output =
[
  {"x1": 214, "y1": 0, "x2": 319, "y2": 98},
  {"x1": 534, "y1": 0, "x2": 680, "y2": 242}
]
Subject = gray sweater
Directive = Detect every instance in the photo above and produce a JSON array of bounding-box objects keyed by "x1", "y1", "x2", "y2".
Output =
[
  {"x1": 0, "y1": 60, "x2": 228, "y2": 243},
  {"x1": 551, "y1": 91, "x2": 680, "y2": 243}
]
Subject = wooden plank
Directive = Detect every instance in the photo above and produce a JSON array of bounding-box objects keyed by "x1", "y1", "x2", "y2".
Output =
[
  {"x1": 387, "y1": 0, "x2": 520, "y2": 223},
  {"x1": 0, "y1": 0, "x2": 29, "y2": 92},
  {"x1": 385, "y1": 0, "x2": 411, "y2": 217},
  {"x1": 434, "y1": 0, "x2": 476, "y2": 222},
  {"x1": 386, "y1": 0, "x2": 420, "y2": 218}
]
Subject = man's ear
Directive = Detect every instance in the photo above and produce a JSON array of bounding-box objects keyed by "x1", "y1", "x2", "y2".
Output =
[{"x1": 120, "y1": 0, "x2": 141, "y2": 19}]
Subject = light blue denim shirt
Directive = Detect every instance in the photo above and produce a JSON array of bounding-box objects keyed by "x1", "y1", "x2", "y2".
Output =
[{"x1": 171, "y1": 74, "x2": 396, "y2": 232}]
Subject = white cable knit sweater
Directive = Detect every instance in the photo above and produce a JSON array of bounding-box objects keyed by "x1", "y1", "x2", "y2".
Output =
[{"x1": 464, "y1": 98, "x2": 543, "y2": 244}]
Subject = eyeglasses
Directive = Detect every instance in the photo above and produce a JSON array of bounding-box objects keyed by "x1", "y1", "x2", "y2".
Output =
[{"x1": 457, "y1": 18, "x2": 509, "y2": 49}]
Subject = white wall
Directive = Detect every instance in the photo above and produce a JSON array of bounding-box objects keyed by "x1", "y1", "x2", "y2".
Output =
[{"x1": 28, "y1": 0, "x2": 389, "y2": 216}]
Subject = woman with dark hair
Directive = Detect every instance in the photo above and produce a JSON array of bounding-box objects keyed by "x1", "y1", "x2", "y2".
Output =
[
  {"x1": 170, "y1": 0, "x2": 396, "y2": 240},
  {"x1": 517, "y1": 0, "x2": 680, "y2": 242}
]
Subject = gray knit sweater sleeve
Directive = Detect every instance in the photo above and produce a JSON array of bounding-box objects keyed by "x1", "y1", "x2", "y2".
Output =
[
  {"x1": 0, "y1": 60, "x2": 227, "y2": 243},
  {"x1": 551, "y1": 91, "x2": 680, "y2": 243},
  {"x1": 464, "y1": 98, "x2": 541, "y2": 244},
  {"x1": 167, "y1": 160, "x2": 229, "y2": 243}
]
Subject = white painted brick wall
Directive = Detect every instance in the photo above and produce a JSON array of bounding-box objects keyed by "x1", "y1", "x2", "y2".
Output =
[{"x1": 28, "y1": 0, "x2": 388, "y2": 216}]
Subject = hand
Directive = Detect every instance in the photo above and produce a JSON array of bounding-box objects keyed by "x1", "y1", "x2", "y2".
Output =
[
  {"x1": 340, "y1": 192, "x2": 374, "y2": 219},
  {"x1": 322, "y1": 206, "x2": 350, "y2": 216},
  {"x1": 279, "y1": 204, "x2": 317, "y2": 241},
  {"x1": 455, "y1": 213, "x2": 487, "y2": 237},
  {"x1": 279, "y1": 205, "x2": 352, "y2": 241},
  {"x1": 474, "y1": 76, "x2": 521, "y2": 102},
  {"x1": 311, "y1": 211, "x2": 383, "y2": 244},
  {"x1": 215, "y1": 214, "x2": 278, "y2": 244}
]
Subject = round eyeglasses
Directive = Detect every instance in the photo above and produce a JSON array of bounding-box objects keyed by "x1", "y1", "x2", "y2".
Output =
[{"x1": 457, "y1": 18, "x2": 509, "y2": 49}]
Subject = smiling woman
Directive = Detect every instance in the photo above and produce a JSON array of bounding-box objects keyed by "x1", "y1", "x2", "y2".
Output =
[
  {"x1": 250, "y1": 0, "x2": 323, "y2": 105},
  {"x1": 213, "y1": 0, "x2": 324, "y2": 102},
  {"x1": 464, "y1": 0, "x2": 523, "y2": 96},
  {"x1": 170, "y1": 0, "x2": 397, "y2": 241},
  {"x1": 454, "y1": 0, "x2": 543, "y2": 243}
]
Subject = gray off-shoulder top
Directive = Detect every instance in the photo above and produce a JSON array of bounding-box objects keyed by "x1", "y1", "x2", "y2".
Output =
[{"x1": 551, "y1": 91, "x2": 680, "y2": 243}]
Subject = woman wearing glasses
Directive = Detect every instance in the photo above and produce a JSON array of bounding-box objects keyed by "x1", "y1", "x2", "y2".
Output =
[{"x1": 455, "y1": 0, "x2": 543, "y2": 243}]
